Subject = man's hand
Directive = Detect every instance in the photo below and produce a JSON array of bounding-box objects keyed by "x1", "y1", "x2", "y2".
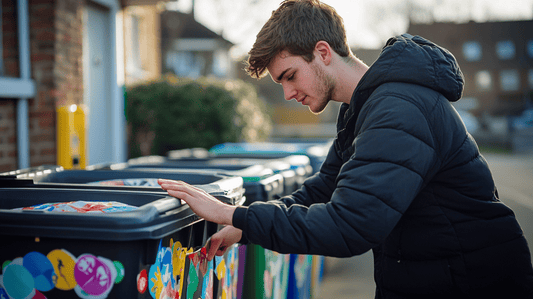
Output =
[
  {"x1": 158, "y1": 179, "x2": 236, "y2": 226},
  {"x1": 205, "y1": 226, "x2": 243, "y2": 261}
]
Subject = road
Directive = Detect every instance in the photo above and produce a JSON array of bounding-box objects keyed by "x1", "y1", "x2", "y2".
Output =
[{"x1": 314, "y1": 152, "x2": 533, "y2": 299}]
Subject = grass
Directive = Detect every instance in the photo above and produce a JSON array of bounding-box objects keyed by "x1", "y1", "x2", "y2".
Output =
[{"x1": 479, "y1": 145, "x2": 513, "y2": 155}]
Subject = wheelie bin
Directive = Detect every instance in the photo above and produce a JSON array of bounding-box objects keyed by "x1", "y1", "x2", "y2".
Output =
[
  {"x1": 86, "y1": 155, "x2": 292, "y2": 299},
  {"x1": 208, "y1": 140, "x2": 333, "y2": 174},
  {"x1": 0, "y1": 168, "x2": 245, "y2": 299},
  {"x1": 207, "y1": 141, "x2": 332, "y2": 299}
]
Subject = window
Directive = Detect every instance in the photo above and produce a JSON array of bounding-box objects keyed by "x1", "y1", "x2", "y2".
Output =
[
  {"x1": 475, "y1": 70, "x2": 492, "y2": 91},
  {"x1": 500, "y1": 69, "x2": 520, "y2": 91},
  {"x1": 528, "y1": 40, "x2": 533, "y2": 58},
  {"x1": 166, "y1": 51, "x2": 206, "y2": 79},
  {"x1": 126, "y1": 15, "x2": 143, "y2": 74},
  {"x1": 496, "y1": 40, "x2": 515, "y2": 60},
  {"x1": 463, "y1": 41, "x2": 482, "y2": 61},
  {"x1": 1, "y1": 0, "x2": 34, "y2": 99},
  {"x1": 212, "y1": 49, "x2": 229, "y2": 77}
]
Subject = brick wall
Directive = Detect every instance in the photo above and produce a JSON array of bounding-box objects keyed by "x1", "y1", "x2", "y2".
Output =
[
  {"x1": 0, "y1": 0, "x2": 85, "y2": 172},
  {"x1": 0, "y1": 100, "x2": 17, "y2": 171},
  {"x1": 29, "y1": 0, "x2": 57, "y2": 168},
  {"x1": 0, "y1": 0, "x2": 19, "y2": 172}
]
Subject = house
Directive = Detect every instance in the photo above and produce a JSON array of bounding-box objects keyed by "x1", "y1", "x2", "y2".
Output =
[
  {"x1": 0, "y1": 0, "x2": 173, "y2": 172},
  {"x1": 160, "y1": 10, "x2": 235, "y2": 79}
]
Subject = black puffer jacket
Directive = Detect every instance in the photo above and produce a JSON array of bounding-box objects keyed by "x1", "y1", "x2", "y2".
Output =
[{"x1": 233, "y1": 34, "x2": 533, "y2": 297}]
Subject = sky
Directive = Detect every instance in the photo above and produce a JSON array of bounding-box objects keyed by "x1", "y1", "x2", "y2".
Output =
[{"x1": 168, "y1": 0, "x2": 533, "y2": 58}]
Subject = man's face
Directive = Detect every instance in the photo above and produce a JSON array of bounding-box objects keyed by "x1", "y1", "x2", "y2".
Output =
[{"x1": 267, "y1": 50, "x2": 335, "y2": 114}]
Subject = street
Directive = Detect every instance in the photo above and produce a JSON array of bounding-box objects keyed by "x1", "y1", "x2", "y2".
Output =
[{"x1": 315, "y1": 152, "x2": 533, "y2": 299}]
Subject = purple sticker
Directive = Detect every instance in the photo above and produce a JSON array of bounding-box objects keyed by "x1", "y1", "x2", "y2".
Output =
[{"x1": 74, "y1": 254, "x2": 113, "y2": 296}]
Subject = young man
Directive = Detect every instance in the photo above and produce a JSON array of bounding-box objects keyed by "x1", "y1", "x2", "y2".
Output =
[{"x1": 159, "y1": 0, "x2": 533, "y2": 297}]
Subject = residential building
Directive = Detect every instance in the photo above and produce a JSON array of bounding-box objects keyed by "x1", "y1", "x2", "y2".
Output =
[
  {"x1": 123, "y1": 4, "x2": 163, "y2": 86},
  {"x1": 408, "y1": 20, "x2": 533, "y2": 118},
  {"x1": 0, "y1": 0, "x2": 165, "y2": 172},
  {"x1": 160, "y1": 10, "x2": 235, "y2": 79}
]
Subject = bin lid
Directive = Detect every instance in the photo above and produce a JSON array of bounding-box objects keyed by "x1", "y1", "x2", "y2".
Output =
[
  {"x1": 209, "y1": 141, "x2": 332, "y2": 156},
  {"x1": 1, "y1": 168, "x2": 245, "y2": 206},
  {"x1": 0, "y1": 188, "x2": 200, "y2": 241}
]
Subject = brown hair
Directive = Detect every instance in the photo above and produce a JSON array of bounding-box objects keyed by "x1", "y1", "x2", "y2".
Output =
[{"x1": 246, "y1": 0, "x2": 351, "y2": 79}]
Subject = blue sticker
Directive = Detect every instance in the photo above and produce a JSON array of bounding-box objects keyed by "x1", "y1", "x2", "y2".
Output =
[{"x1": 23, "y1": 252, "x2": 57, "y2": 292}]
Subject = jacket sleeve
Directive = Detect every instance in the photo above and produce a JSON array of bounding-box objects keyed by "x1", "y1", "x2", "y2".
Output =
[
  {"x1": 233, "y1": 92, "x2": 439, "y2": 257},
  {"x1": 275, "y1": 141, "x2": 344, "y2": 207}
]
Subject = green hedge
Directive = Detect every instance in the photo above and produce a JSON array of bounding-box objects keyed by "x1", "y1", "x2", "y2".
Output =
[{"x1": 126, "y1": 75, "x2": 272, "y2": 158}]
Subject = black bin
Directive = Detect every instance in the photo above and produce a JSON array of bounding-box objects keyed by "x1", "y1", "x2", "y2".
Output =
[{"x1": 0, "y1": 171, "x2": 244, "y2": 299}]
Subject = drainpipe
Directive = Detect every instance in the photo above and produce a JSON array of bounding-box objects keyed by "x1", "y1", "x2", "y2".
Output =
[{"x1": 17, "y1": 0, "x2": 31, "y2": 169}]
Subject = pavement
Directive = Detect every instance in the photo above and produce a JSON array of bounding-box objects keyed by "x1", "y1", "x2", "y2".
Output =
[{"x1": 314, "y1": 251, "x2": 376, "y2": 299}]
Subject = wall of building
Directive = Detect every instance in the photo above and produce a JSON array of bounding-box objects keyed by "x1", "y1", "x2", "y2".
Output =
[
  {"x1": 0, "y1": 0, "x2": 19, "y2": 171},
  {"x1": 123, "y1": 5, "x2": 161, "y2": 86},
  {"x1": 408, "y1": 21, "x2": 533, "y2": 117},
  {"x1": 0, "y1": 0, "x2": 85, "y2": 172}
]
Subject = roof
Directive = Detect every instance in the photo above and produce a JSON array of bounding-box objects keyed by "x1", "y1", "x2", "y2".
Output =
[{"x1": 161, "y1": 10, "x2": 233, "y2": 46}]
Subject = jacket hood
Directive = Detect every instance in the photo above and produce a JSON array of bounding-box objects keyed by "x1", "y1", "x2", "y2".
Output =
[{"x1": 358, "y1": 34, "x2": 464, "y2": 102}]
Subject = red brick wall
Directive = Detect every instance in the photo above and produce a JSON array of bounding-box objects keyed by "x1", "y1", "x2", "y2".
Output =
[
  {"x1": 0, "y1": 0, "x2": 85, "y2": 172},
  {"x1": 0, "y1": 100, "x2": 17, "y2": 171},
  {"x1": 0, "y1": 0, "x2": 19, "y2": 172},
  {"x1": 29, "y1": 0, "x2": 57, "y2": 168}
]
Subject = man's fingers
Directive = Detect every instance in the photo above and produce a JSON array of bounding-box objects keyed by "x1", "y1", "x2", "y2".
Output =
[
  {"x1": 167, "y1": 189, "x2": 188, "y2": 201},
  {"x1": 207, "y1": 237, "x2": 224, "y2": 261},
  {"x1": 160, "y1": 181, "x2": 206, "y2": 196}
]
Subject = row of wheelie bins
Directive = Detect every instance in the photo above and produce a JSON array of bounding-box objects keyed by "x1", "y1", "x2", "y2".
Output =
[{"x1": 0, "y1": 140, "x2": 331, "y2": 299}]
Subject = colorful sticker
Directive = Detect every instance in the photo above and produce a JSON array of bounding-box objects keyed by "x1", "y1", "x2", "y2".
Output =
[
  {"x1": 23, "y1": 252, "x2": 56, "y2": 292},
  {"x1": 2, "y1": 262, "x2": 35, "y2": 299},
  {"x1": 114, "y1": 261, "x2": 125, "y2": 284},
  {"x1": 74, "y1": 254, "x2": 114, "y2": 296},
  {"x1": 185, "y1": 247, "x2": 213, "y2": 299},
  {"x1": 2, "y1": 249, "x2": 123, "y2": 299},
  {"x1": 143, "y1": 238, "x2": 195, "y2": 299},
  {"x1": 214, "y1": 244, "x2": 240, "y2": 299},
  {"x1": 15, "y1": 201, "x2": 137, "y2": 213},
  {"x1": 47, "y1": 249, "x2": 77, "y2": 290},
  {"x1": 137, "y1": 269, "x2": 148, "y2": 294},
  {"x1": 265, "y1": 251, "x2": 290, "y2": 299}
]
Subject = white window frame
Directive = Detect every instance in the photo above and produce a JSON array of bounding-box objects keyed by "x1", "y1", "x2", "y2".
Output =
[{"x1": 0, "y1": 0, "x2": 35, "y2": 99}]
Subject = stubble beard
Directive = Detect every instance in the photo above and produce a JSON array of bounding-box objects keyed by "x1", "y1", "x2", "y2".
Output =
[{"x1": 309, "y1": 63, "x2": 335, "y2": 115}]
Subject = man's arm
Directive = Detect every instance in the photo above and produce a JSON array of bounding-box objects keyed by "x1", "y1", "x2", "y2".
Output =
[
  {"x1": 276, "y1": 141, "x2": 343, "y2": 207},
  {"x1": 232, "y1": 95, "x2": 438, "y2": 257}
]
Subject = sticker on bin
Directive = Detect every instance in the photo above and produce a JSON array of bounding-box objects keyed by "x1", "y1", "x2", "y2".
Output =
[
  {"x1": 88, "y1": 178, "x2": 160, "y2": 187},
  {"x1": 14, "y1": 201, "x2": 138, "y2": 213}
]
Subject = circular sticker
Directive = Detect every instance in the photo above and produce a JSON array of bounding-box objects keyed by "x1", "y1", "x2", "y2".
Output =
[
  {"x1": 33, "y1": 290, "x2": 47, "y2": 299},
  {"x1": 137, "y1": 269, "x2": 147, "y2": 294},
  {"x1": 47, "y1": 249, "x2": 77, "y2": 290},
  {"x1": 114, "y1": 261, "x2": 125, "y2": 284},
  {"x1": 3, "y1": 263, "x2": 35, "y2": 299},
  {"x1": 2, "y1": 260, "x2": 11, "y2": 272},
  {"x1": 23, "y1": 252, "x2": 57, "y2": 292},
  {"x1": 74, "y1": 254, "x2": 113, "y2": 296}
]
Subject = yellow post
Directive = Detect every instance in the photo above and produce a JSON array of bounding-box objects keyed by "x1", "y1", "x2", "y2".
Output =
[{"x1": 56, "y1": 105, "x2": 86, "y2": 169}]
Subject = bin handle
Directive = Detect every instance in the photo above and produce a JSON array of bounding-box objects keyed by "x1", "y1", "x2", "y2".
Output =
[{"x1": 151, "y1": 197, "x2": 182, "y2": 214}]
